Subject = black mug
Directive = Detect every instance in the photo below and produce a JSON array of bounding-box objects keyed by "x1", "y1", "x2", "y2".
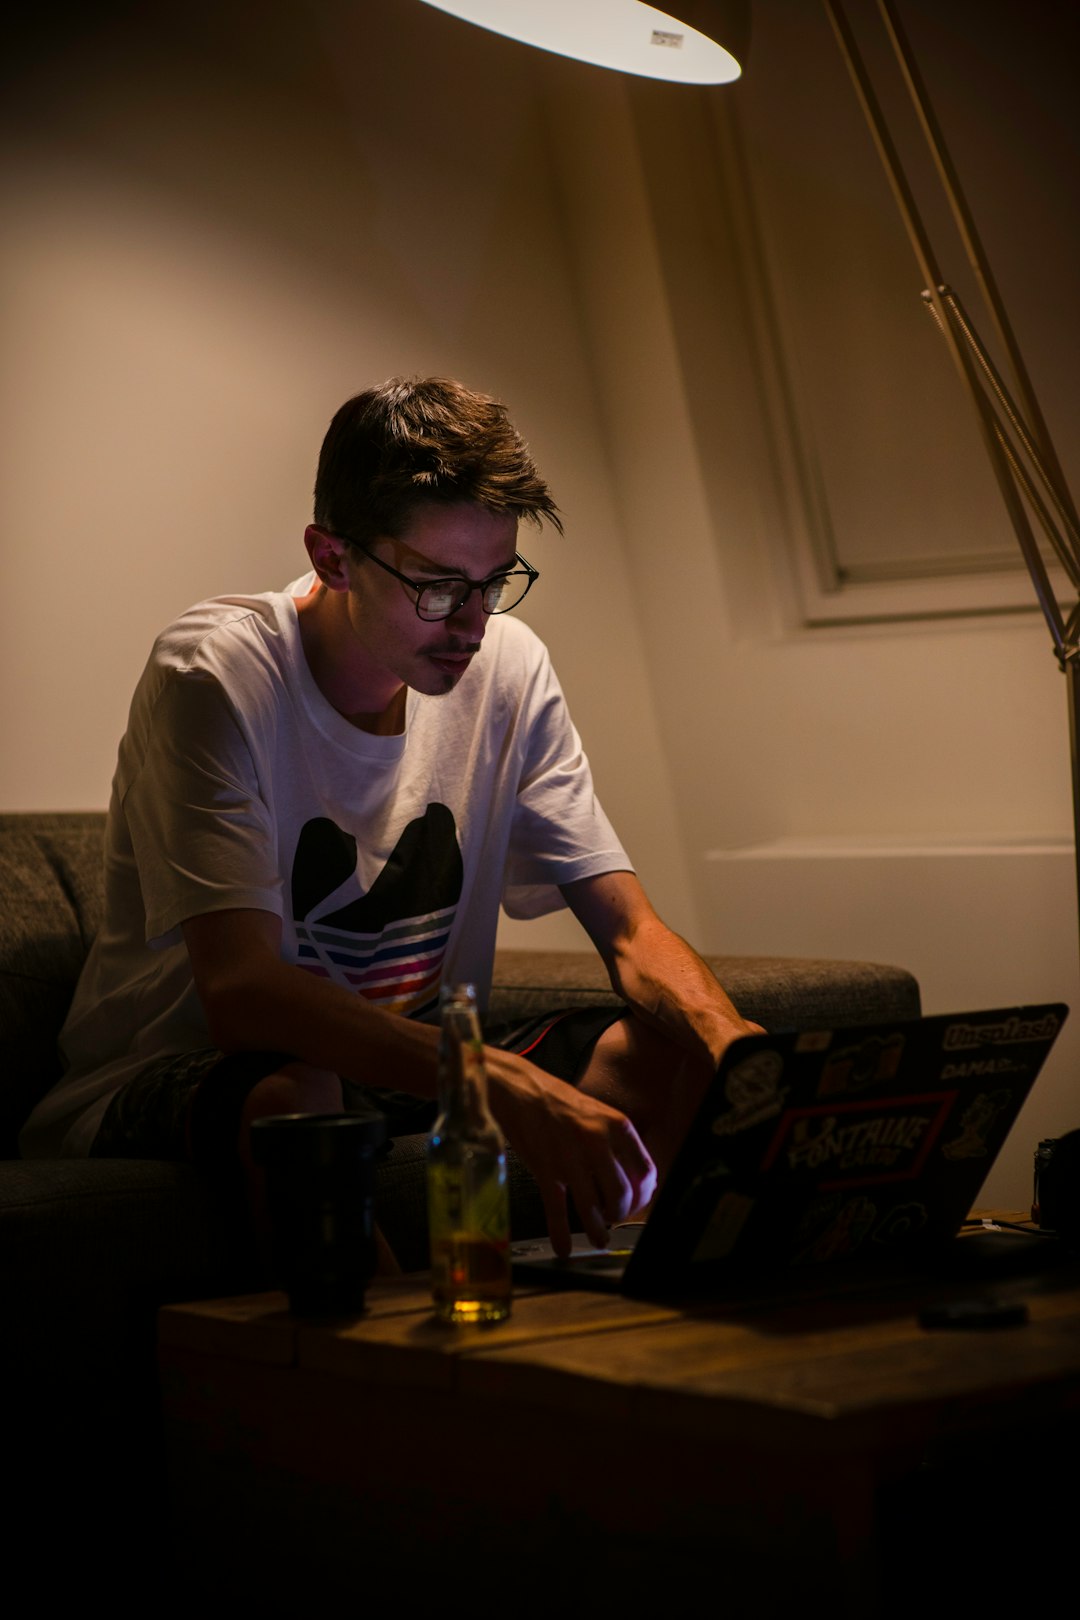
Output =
[
  {"x1": 251, "y1": 1110, "x2": 386, "y2": 1316},
  {"x1": 1033, "y1": 1128, "x2": 1080, "y2": 1242}
]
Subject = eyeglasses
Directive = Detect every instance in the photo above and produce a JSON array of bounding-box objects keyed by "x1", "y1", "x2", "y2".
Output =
[{"x1": 339, "y1": 537, "x2": 540, "y2": 622}]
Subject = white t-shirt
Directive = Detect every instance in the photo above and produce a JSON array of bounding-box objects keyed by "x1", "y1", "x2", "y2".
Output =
[{"x1": 21, "y1": 582, "x2": 630, "y2": 1157}]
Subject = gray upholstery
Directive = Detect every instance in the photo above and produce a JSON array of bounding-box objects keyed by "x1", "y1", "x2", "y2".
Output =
[
  {"x1": 0, "y1": 812, "x2": 106, "y2": 1155},
  {"x1": 489, "y1": 946, "x2": 921, "y2": 1032}
]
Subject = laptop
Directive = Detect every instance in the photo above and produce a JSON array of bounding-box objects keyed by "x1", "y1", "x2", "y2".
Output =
[{"x1": 510, "y1": 1003, "x2": 1068, "y2": 1298}]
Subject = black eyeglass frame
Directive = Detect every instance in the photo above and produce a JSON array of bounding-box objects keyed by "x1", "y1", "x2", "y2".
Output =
[{"x1": 336, "y1": 535, "x2": 540, "y2": 622}]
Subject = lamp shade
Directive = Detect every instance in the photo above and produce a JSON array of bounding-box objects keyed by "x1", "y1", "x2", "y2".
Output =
[{"x1": 416, "y1": 0, "x2": 749, "y2": 84}]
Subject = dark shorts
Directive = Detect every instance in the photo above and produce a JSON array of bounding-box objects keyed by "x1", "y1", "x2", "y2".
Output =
[{"x1": 88, "y1": 1005, "x2": 626, "y2": 1176}]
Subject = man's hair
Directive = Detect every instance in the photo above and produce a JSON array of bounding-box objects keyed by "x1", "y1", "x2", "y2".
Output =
[{"x1": 313, "y1": 376, "x2": 562, "y2": 546}]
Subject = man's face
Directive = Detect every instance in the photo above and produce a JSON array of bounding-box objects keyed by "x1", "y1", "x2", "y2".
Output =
[{"x1": 342, "y1": 502, "x2": 520, "y2": 699}]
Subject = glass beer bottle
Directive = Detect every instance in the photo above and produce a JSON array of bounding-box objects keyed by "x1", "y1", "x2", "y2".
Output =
[{"x1": 426, "y1": 982, "x2": 512, "y2": 1324}]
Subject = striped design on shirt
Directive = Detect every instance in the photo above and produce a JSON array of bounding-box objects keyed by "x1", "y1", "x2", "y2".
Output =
[{"x1": 295, "y1": 903, "x2": 456, "y2": 1019}]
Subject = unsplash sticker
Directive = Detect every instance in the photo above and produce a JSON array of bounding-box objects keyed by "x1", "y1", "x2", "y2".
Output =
[{"x1": 943, "y1": 1013, "x2": 1060, "y2": 1049}]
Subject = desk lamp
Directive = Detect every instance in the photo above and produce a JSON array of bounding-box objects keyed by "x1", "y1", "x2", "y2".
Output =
[{"x1": 415, "y1": 1, "x2": 748, "y2": 83}]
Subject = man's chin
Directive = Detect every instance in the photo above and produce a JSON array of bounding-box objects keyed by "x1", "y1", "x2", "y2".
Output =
[
  {"x1": 424, "y1": 652, "x2": 475, "y2": 687},
  {"x1": 406, "y1": 668, "x2": 457, "y2": 698}
]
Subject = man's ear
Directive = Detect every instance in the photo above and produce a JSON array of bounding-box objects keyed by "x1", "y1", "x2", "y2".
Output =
[{"x1": 304, "y1": 525, "x2": 351, "y2": 593}]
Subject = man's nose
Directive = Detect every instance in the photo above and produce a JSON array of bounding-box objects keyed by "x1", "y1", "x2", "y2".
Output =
[{"x1": 446, "y1": 587, "x2": 487, "y2": 637}]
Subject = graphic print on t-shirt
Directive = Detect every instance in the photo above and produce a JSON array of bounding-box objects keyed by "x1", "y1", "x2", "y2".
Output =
[{"x1": 291, "y1": 804, "x2": 462, "y2": 1018}]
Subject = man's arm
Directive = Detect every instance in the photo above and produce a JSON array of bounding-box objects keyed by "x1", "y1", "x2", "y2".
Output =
[
  {"x1": 560, "y1": 869, "x2": 764, "y2": 1065},
  {"x1": 182, "y1": 908, "x2": 444, "y2": 1091},
  {"x1": 181, "y1": 908, "x2": 654, "y2": 1253}
]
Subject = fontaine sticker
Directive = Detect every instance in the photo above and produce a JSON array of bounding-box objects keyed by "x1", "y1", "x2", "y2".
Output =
[{"x1": 760, "y1": 1091, "x2": 955, "y2": 1189}]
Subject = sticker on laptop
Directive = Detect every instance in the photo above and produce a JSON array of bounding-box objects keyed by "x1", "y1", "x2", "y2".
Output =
[
  {"x1": 795, "y1": 1030, "x2": 833, "y2": 1054},
  {"x1": 793, "y1": 1193, "x2": 879, "y2": 1264},
  {"x1": 942, "y1": 1011, "x2": 1063, "y2": 1050},
  {"x1": 792, "y1": 1193, "x2": 930, "y2": 1262},
  {"x1": 762, "y1": 1092, "x2": 954, "y2": 1188},
  {"x1": 941, "y1": 1088, "x2": 1012, "y2": 1160},
  {"x1": 691, "y1": 1189, "x2": 756, "y2": 1263},
  {"x1": 712, "y1": 1050, "x2": 788, "y2": 1136},
  {"x1": 873, "y1": 1200, "x2": 929, "y2": 1245},
  {"x1": 818, "y1": 1032, "x2": 905, "y2": 1097}
]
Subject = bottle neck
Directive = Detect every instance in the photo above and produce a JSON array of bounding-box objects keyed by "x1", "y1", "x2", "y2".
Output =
[{"x1": 437, "y1": 1001, "x2": 492, "y2": 1129}]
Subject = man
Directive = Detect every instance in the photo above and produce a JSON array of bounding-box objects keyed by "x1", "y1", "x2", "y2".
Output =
[{"x1": 22, "y1": 377, "x2": 760, "y2": 1260}]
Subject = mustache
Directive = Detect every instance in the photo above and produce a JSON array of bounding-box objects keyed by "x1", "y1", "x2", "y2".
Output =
[{"x1": 428, "y1": 641, "x2": 481, "y2": 656}]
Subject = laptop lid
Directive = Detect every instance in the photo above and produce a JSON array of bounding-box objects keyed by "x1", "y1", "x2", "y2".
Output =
[{"x1": 512, "y1": 1003, "x2": 1068, "y2": 1298}]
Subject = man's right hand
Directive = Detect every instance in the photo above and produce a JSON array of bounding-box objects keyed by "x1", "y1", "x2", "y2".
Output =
[
  {"x1": 181, "y1": 908, "x2": 656, "y2": 1259},
  {"x1": 484, "y1": 1049, "x2": 657, "y2": 1258}
]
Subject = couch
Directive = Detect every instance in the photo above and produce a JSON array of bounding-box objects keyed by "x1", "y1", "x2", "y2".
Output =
[{"x1": 2, "y1": 810, "x2": 920, "y2": 1587}]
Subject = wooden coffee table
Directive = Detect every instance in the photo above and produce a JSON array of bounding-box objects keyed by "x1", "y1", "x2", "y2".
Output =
[{"x1": 158, "y1": 1214, "x2": 1080, "y2": 1615}]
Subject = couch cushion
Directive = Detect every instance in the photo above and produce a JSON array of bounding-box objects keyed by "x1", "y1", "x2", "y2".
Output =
[
  {"x1": 489, "y1": 948, "x2": 921, "y2": 1031},
  {"x1": 0, "y1": 811, "x2": 106, "y2": 1154}
]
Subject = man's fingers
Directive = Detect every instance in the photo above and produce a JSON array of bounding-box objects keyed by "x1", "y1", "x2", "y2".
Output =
[
  {"x1": 542, "y1": 1164, "x2": 633, "y2": 1255},
  {"x1": 540, "y1": 1181, "x2": 573, "y2": 1259},
  {"x1": 590, "y1": 1152, "x2": 636, "y2": 1231},
  {"x1": 490, "y1": 1057, "x2": 658, "y2": 1255},
  {"x1": 571, "y1": 1189, "x2": 611, "y2": 1250},
  {"x1": 570, "y1": 1123, "x2": 656, "y2": 1246},
  {"x1": 542, "y1": 1177, "x2": 607, "y2": 1255},
  {"x1": 609, "y1": 1118, "x2": 657, "y2": 1216}
]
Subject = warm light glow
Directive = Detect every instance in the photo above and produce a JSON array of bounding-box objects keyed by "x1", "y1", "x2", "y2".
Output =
[{"x1": 417, "y1": 0, "x2": 744, "y2": 84}]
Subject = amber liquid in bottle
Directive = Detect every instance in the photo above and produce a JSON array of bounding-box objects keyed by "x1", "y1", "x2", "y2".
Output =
[{"x1": 426, "y1": 983, "x2": 511, "y2": 1324}]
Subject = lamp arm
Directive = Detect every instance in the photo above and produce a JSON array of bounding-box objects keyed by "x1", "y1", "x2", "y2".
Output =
[
  {"x1": 873, "y1": 0, "x2": 1079, "y2": 528},
  {"x1": 823, "y1": 0, "x2": 1079, "y2": 648},
  {"x1": 921, "y1": 293, "x2": 1079, "y2": 632},
  {"x1": 989, "y1": 426, "x2": 1079, "y2": 638},
  {"x1": 930, "y1": 289, "x2": 1080, "y2": 585},
  {"x1": 983, "y1": 418, "x2": 1070, "y2": 659}
]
